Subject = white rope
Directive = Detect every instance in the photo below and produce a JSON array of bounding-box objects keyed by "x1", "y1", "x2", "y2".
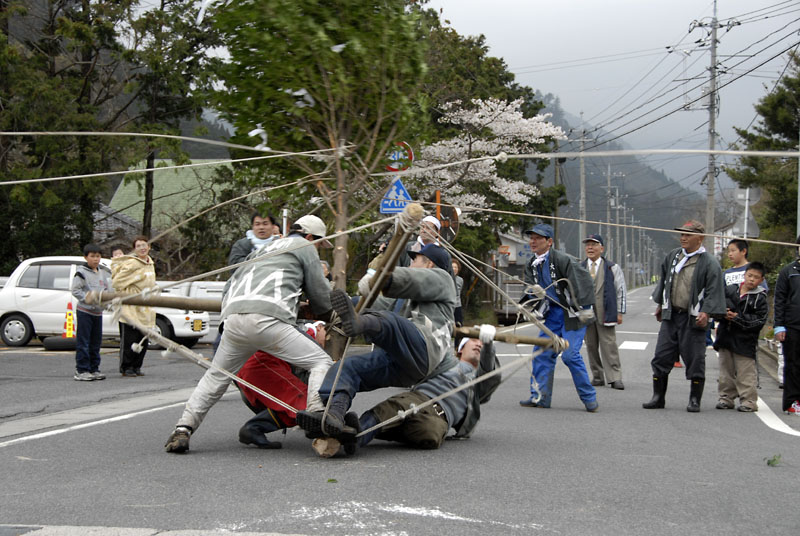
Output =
[
  {"x1": 356, "y1": 346, "x2": 546, "y2": 438},
  {"x1": 0, "y1": 147, "x2": 343, "y2": 186},
  {"x1": 116, "y1": 312, "x2": 300, "y2": 414}
]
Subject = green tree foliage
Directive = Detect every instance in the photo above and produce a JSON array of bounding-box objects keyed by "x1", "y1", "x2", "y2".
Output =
[
  {"x1": 209, "y1": 0, "x2": 428, "y2": 287},
  {"x1": 0, "y1": 0, "x2": 136, "y2": 274},
  {"x1": 726, "y1": 52, "x2": 800, "y2": 271}
]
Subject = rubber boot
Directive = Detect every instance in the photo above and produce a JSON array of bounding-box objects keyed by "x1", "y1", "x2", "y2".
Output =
[
  {"x1": 238, "y1": 410, "x2": 283, "y2": 449},
  {"x1": 686, "y1": 378, "x2": 704, "y2": 413},
  {"x1": 296, "y1": 392, "x2": 356, "y2": 439},
  {"x1": 642, "y1": 376, "x2": 668, "y2": 409},
  {"x1": 330, "y1": 289, "x2": 382, "y2": 338},
  {"x1": 342, "y1": 412, "x2": 360, "y2": 456}
]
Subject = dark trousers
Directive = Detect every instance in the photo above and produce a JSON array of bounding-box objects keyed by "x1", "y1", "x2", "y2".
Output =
[
  {"x1": 781, "y1": 327, "x2": 800, "y2": 411},
  {"x1": 75, "y1": 310, "x2": 102, "y2": 373},
  {"x1": 119, "y1": 322, "x2": 148, "y2": 373},
  {"x1": 651, "y1": 311, "x2": 707, "y2": 379},
  {"x1": 319, "y1": 312, "x2": 428, "y2": 400}
]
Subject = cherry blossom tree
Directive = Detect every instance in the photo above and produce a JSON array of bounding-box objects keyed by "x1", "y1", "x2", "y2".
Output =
[{"x1": 407, "y1": 98, "x2": 566, "y2": 224}]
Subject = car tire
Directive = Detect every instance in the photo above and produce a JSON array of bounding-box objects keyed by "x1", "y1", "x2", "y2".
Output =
[
  {"x1": 175, "y1": 337, "x2": 199, "y2": 349},
  {"x1": 1, "y1": 314, "x2": 34, "y2": 347},
  {"x1": 151, "y1": 316, "x2": 173, "y2": 350}
]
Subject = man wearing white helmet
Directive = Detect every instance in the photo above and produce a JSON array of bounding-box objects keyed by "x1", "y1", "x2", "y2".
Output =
[{"x1": 165, "y1": 215, "x2": 334, "y2": 453}]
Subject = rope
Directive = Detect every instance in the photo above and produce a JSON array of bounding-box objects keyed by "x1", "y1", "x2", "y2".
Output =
[
  {"x1": 356, "y1": 346, "x2": 545, "y2": 438},
  {"x1": 115, "y1": 311, "x2": 300, "y2": 414}
]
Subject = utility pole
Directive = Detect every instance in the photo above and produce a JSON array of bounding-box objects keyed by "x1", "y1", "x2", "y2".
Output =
[
  {"x1": 622, "y1": 206, "x2": 628, "y2": 282},
  {"x1": 579, "y1": 127, "x2": 587, "y2": 253},
  {"x1": 705, "y1": 0, "x2": 718, "y2": 251},
  {"x1": 553, "y1": 139, "x2": 560, "y2": 244},
  {"x1": 614, "y1": 189, "x2": 622, "y2": 266},
  {"x1": 606, "y1": 163, "x2": 612, "y2": 247}
]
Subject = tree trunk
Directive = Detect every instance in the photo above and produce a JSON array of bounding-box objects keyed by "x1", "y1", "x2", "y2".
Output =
[{"x1": 142, "y1": 150, "x2": 155, "y2": 236}]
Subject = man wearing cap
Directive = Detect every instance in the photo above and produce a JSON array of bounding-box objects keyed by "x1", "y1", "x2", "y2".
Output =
[
  {"x1": 643, "y1": 220, "x2": 725, "y2": 412},
  {"x1": 165, "y1": 215, "x2": 334, "y2": 453},
  {"x1": 519, "y1": 223, "x2": 598, "y2": 411},
  {"x1": 295, "y1": 242, "x2": 459, "y2": 439},
  {"x1": 581, "y1": 234, "x2": 627, "y2": 390},
  {"x1": 352, "y1": 326, "x2": 501, "y2": 451}
]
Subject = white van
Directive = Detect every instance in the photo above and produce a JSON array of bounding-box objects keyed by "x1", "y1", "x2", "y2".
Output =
[{"x1": 0, "y1": 256, "x2": 210, "y2": 348}]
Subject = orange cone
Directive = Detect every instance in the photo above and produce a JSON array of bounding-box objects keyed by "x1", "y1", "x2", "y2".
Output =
[{"x1": 62, "y1": 302, "x2": 76, "y2": 339}]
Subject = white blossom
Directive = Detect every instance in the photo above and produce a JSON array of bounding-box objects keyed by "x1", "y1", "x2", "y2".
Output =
[{"x1": 407, "y1": 98, "x2": 565, "y2": 225}]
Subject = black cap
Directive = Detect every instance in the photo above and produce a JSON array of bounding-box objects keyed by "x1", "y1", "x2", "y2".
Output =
[
  {"x1": 409, "y1": 244, "x2": 450, "y2": 272},
  {"x1": 582, "y1": 234, "x2": 604, "y2": 246}
]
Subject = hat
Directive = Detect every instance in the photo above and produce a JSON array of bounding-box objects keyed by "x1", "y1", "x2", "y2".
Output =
[
  {"x1": 582, "y1": 234, "x2": 604, "y2": 246},
  {"x1": 525, "y1": 223, "x2": 554, "y2": 239},
  {"x1": 674, "y1": 220, "x2": 705, "y2": 234},
  {"x1": 294, "y1": 215, "x2": 332, "y2": 247},
  {"x1": 408, "y1": 243, "x2": 450, "y2": 272},
  {"x1": 421, "y1": 215, "x2": 441, "y2": 230}
]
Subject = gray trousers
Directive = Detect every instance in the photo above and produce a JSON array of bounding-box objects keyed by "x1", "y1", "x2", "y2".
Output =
[
  {"x1": 584, "y1": 320, "x2": 622, "y2": 383},
  {"x1": 177, "y1": 313, "x2": 332, "y2": 431},
  {"x1": 717, "y1": 348, "x2": 758, "y2": 410}
]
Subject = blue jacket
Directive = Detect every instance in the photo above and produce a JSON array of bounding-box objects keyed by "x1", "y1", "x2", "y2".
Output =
[{"x1": 580, "y1": 257, "x2": 626, "y2": 325}]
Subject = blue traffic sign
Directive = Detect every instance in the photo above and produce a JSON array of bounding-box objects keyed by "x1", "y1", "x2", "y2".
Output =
[{"x1": 380, "y1": 178, "x2": 412, "y2": 213}]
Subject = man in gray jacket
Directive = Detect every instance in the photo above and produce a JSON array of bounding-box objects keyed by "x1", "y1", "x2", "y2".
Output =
[
  {"x1": 165, "y1": 215, "x2": 334, "y2": 453},
  {"x1": 643, "y1": 220, "x2": 726, "y2": 412},
  {"x1": 296, "y1": 243, "x2": 457, "y2": 439},
  {"x1": 354, "y1": 325, "x2": 500, "y2": 450}
]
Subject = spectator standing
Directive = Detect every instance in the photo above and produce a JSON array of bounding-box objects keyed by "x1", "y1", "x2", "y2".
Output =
[
  {"x1": 773, "y1": 236, "x2": 800, "y2": 415},
  {"x1": 71, "y1": 244, "x2": 113, "y2": 381},
  {"x1": 580, "y1": 234, "x2": 627, "y2": 390},
  {"x1": 111, "y1": 236, "x2": 157, "y2": 377},
  {"x1": 714, "y1": 262, "x2": 768, "y2": 412},
  {"x1": 518, "y1": 224, "x2": 598, "y2": 411},
  {"x1": 643, "y1": 220, "x2": 726, "y2": 412},
  {"x1": 228, "y1": 212, "x2": 277, "y2": 267}
]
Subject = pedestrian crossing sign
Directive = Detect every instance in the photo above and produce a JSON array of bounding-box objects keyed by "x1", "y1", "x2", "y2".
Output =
[{"x1": 380, "y1": 178, "x2": 413, "y2": 213}]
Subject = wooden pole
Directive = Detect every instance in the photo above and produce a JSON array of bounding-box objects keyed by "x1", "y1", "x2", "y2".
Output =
[
  {"x1": 86, "y1": 291, "x2": 221, "y2": 312},
  {"x1": 454, "y1": 326, "x2": 569, "y2": 350}
]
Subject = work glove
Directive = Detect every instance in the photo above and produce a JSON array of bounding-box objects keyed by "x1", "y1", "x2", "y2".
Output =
[
  {"x1": 478, "y1": 324, "x2": 496, "y2": 344},
  {"x1": 358, "y1": 270, "x2": 375, "y2": 296}
]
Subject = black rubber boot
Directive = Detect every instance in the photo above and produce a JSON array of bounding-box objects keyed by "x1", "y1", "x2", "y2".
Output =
[
  {"x1": 687, "y1": 378, "x2": 705, "y2": 413},
  {"x1": 642, "y1": 375, "x2": 668, "y2": 409},
  {"x1": 296, "y1": 392, "x2": 356, "y2": 439},
  {"x1": 342, "y1": 412, "x2": 360, "y2": 456},
  {"x1": 238, "y1": 410, "x2": 283, "y2": 449},
  {"x1": 330, "y1": 289, "x2": 382, "y2": 338}
]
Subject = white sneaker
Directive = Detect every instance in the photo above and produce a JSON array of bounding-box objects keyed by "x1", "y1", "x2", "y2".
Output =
[
  {"x1": 91, "y1": 371, "x2": 106, "y2": 380},
  {"x1": 73, "y1": 371, "x2": 95, "y2": 381}
]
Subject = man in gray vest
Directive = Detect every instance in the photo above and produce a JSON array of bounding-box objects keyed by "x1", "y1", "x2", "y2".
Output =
[{"x1": 580, "y1": 234, "x2": 627, "y2": 390}]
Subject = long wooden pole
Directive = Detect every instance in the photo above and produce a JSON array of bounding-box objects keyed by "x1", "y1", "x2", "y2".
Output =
[
  {"x1": 86, "y1": 291, "x2": 221, "y2": 312},
  {"x1": 454, "y1": 326, "x2": 569, "y2": 350}
]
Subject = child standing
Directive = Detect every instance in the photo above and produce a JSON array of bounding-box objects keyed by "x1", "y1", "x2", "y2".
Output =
[
  {"x1": 71, "y1": 244, "x2": 113, "y2": 381},
  {"x1": 713, "y1": 262, "x2": 768, "y2": 412}
]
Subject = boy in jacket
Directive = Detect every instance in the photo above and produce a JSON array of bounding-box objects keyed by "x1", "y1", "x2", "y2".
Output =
[
  {"x1": 714, "y1": 262, "x2": 768, "y2": 412},
  {"x1": 71, "y1": 244, "x2": 113, "y2": 381}
]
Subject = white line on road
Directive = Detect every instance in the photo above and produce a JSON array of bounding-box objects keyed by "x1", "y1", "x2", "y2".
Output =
[
  {"x1": 619, "y1": 341, "x2": 648, "y2": 350},
  {"x1": 616, "y1": 331, "x2": 659, "y2": 335},
  {"x1": 755, "y1": 397, "x2": 800, "y2": 437},
  {"x1": 0, "y1": 402, "x2": 185, "y2": 449}
]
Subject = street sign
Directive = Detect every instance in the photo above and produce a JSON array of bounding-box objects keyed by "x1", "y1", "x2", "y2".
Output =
[
  {"x1": 385, "y1": 141, "x2": 414, "y2": 172},
  {"x1": 380, "y1": 178, "x2": 413, "y2": 213},
  {"x1": 437, "y1": 204, "x2": 459, "y2": 243}
]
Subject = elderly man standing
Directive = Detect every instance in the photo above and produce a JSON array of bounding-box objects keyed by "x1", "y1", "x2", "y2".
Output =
[
  {"x1": 519, "y1": 223, "x2": 597, "y2": 411},
  {"x1": 580, "y1": 234, "x2": 627, "y2": 390},
  {"x1": 643, "y1": 220, "x2": 726, "y2": 412}
]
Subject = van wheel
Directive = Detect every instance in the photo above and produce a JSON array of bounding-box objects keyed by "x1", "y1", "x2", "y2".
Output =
[
  {"x1": 151, "y1": 317, "x2": 173, "y2": 350},
  {"x1": 1, "y1": 315, "x2": 34, "y2": 347}
]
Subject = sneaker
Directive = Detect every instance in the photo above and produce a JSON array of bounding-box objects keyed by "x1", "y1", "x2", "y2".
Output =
[
  {"x1": 165, "y1": 426, "x2": 192, "y2": 453},
  {"x1": 519, "y1": 397, "x2": 543, "y2": 408},
  {"x1": 737, "y1": 405, "x2": 756, "y2": 412},
  {"x1": 674, "y1": 361, "x2": 683, "y2": 368},
  {"x1": 134, "y1": 369, "x2": 145, "y2": 376},
  {"x1": 715, "y1": 401, "x2": 734, "y2": 410},
  {"x1": 73, "y1": 371, "x2": 95, "y2": 381},
  {"x1": 91, "y1": 371, "x2": 106, "y2": 380},
  {"x1": 787, "y1": 401, "x2": 800, "y2": 415},
  {"x1": 585, "y1": 400, "x2": 599, "y2": 413},
  {"x1": 122, "y1": 369, "x2": 137, "y2": 377}
]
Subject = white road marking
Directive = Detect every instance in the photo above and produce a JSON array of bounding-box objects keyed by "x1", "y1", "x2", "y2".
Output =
[
  {"x1": 0, "y1": 402, "x2": 185, "y2": 449},
  {"x1": 755, "y1": 397, "x2": 800, "y2": 437},
  {"x1": 617, "y1": 330, "x2": 659, "y2": 335},
  {"x1": 619, "y1": 341, "x2": 648, "y2": 350}
]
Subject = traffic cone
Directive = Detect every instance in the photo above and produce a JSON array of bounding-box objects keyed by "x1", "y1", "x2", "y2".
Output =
[{"x1": 62, "y1": 302, "x2": 76, "y2": 339}]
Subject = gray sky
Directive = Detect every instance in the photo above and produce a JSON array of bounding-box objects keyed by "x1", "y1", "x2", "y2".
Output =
[{"x1": 426, "y1": 0, "x2": 800, "y2": 195}]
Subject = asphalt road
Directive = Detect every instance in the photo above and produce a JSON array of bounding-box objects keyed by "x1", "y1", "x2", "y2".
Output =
[{"x1": 1, "y1": 285, "x2": 799, "y2": 535}]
